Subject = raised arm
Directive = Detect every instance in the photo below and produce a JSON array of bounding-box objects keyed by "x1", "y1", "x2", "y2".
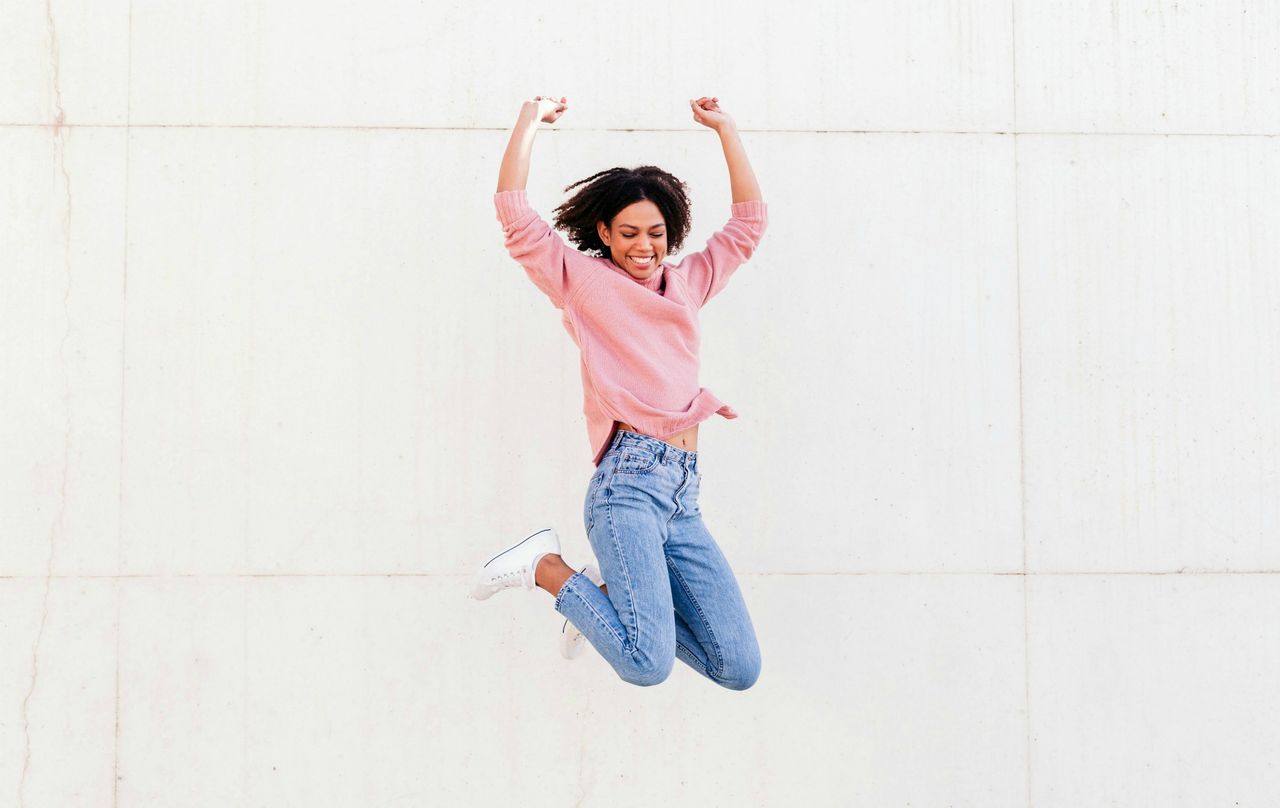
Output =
[
  {"x1": 689, "y1": 96, "x2": 762, "y2": 203},
  {"x1": 494, "y1": 95, "x2": 584, "y2": 311},
  {"x1": 496, "y1": 95, "x2": 567, "y2": 193},
  {"x1": 675, "y1": 97, "x2": 768, "y2": 308}
]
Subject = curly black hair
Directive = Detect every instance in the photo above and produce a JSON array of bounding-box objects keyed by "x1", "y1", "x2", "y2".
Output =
[{"x1": 551, "y1": 166, "x2": 692, "y2": 257}]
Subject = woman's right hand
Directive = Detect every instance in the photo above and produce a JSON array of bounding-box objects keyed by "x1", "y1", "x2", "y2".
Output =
[{"x1": 525, "y1": 95, "x2": 568, "y2": 124}]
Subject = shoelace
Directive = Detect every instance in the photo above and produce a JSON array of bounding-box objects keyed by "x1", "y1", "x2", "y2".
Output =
[{"x1": 492, "y1": 567, "x2": 527, "y2": 586}]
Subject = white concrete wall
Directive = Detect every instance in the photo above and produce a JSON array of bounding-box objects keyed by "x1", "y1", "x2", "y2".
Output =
[{"x1": 2, "y1": 0, "x2": 1278, "y2": 805}]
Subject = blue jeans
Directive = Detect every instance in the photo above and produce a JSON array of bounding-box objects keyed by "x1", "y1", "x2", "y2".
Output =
[{"x1": 553, "y1": 429, "x2": 762, "y2": 689}]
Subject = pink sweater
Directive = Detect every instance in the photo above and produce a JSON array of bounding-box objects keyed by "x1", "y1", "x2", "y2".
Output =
[{"x1": 494, "y1": 189, "x2": 768, "y2": 467}]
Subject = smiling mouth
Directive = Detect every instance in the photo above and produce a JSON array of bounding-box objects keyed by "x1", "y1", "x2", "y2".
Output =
[{"x1": 629, "y1": 255, "x2": 655, "y2": 268}]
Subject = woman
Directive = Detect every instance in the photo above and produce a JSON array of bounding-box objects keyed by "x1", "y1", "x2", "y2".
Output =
[{"x1": 470, "y1": 94, "x2": 767, "y2": 690}]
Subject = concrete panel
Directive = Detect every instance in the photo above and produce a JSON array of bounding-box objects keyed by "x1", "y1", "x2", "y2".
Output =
[
  {"x1": 1019, "y1": 135, "x2": 1280, "y2": 572},
  {"x1": 1016, "y1": 0, "x2": 1280, "y2": 134},
  {"x1": 733, "y1": 573, "x2": 1028, "y2": 807},
  {"x1": 128, "y1": 0, "x2": 1013, "y2": 131},
  {"x1": 0, "y1": 127, "x2": 126, "y2": 578},
  {"x1": 116, "y1": 578, "x2": 247, "y2": 807},
  {"x1": 0, "y1": 579, "x2": 117, "y2": 807},
  {"x1": 1028, "y1": 575, "x2": 1280, "y2": 807},
  {"x1": 0, "y1": 0, "x2": 130, "y2": 125}
]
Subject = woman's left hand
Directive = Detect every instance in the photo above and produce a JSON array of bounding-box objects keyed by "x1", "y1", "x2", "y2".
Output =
[{"x1": 690, "y1": 96, "x2": 734, "y2": 132}]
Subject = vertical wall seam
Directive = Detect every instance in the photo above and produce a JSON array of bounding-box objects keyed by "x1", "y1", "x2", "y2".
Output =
[
  {"x1": 1010, "y1": 2, "x2": 1034, "y2": 808},
  {"x1": 113, "y1": 1, "x2": 134, "y2": 805}
]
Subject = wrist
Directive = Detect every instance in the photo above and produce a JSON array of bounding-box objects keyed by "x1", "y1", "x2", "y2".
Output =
[
  {"x1": 517, "y1": 103, "x2": 540, "y2": 123},
  {"x1": 514, "y1": 113, "x2": 542, "y2": 139}
]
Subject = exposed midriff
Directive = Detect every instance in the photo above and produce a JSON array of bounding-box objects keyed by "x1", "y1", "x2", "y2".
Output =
[{"x1": 614, "y1": 420, "x2": 698, "y2": 451}]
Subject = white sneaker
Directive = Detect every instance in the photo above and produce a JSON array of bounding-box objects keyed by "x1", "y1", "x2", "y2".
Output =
[
  {"x1": 470, "y1": 527, "x2": 560, "y2": 601},
  {"x1": 560, "y1": 563, "x2": 606, "y2": 659}
]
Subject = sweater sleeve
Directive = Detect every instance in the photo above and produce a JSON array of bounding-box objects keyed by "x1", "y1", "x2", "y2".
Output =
[
  {"x1": 673, "y1": 200, "x2": 768, "y2": 308},
  {"x1": 494, "y1": 190, "x2": 578, "y2": 310}
]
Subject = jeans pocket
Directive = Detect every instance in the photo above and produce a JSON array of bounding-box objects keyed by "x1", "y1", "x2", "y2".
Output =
[{"x1": 616, "y1": 446, "x2": 659, "y2": 475}]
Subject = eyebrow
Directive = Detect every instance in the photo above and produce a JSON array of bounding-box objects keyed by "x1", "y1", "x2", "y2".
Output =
[{"x1": 617, "y1": 223, "x2": 666, "y2": 229}]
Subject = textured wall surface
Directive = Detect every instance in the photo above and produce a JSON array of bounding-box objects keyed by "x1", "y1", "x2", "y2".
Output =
[{"x1": 2, "y1": 1, "x2": 1278, "y2": 806}]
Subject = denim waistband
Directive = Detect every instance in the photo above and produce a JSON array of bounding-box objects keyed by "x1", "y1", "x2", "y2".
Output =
[{"x1": 609, "y1": 428, "x2": 699, "y2": 472}]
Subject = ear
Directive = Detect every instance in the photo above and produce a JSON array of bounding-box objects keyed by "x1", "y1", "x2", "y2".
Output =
[{"x1": 596, "y1": 220, "x2": 610, "y2": 246}]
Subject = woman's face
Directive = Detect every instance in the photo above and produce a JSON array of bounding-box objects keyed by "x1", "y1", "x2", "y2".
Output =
[{"x1": 597, "y1": 200, "x2": 668, "y2": 280}]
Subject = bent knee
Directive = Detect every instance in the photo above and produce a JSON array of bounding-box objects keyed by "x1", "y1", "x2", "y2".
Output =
[
  {"x1": 718, "y1": 649, "x2": 762, "y2": 691},
  {"x1": 619, "y1": 650, "x2": 675, "y2": 688}
]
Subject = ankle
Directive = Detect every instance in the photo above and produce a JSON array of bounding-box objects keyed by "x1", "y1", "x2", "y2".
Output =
[{"x1": 534, "y1": 553, "x2": 563, "y2": 587}]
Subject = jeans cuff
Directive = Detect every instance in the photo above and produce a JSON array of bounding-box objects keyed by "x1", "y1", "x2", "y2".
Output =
[{"x1": 554, "y1": 570, "x2": 582, "y2": 613}]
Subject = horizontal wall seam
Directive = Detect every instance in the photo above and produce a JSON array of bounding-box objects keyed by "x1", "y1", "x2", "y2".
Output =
[
  {"x1": 1, "y1": 122, "x2": 1277, "y2": 137},
  {"x1": 2, "y1": 570, "x2": 1279, "y2": 580}
]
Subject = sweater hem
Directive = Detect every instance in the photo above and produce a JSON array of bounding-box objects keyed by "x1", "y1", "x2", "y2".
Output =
[{"x1": 588, "y1": 403, "x2": 737, "y2": 468}]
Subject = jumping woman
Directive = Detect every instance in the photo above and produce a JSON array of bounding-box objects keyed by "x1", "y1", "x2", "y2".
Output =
[{"x1": 470, "y1": 94, "x2": 767, "y2": 690}]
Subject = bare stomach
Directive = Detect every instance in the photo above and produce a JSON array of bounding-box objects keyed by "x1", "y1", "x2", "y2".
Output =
[{"x1": 615, "y1": 420, "x2": 698, "y2": 451}]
